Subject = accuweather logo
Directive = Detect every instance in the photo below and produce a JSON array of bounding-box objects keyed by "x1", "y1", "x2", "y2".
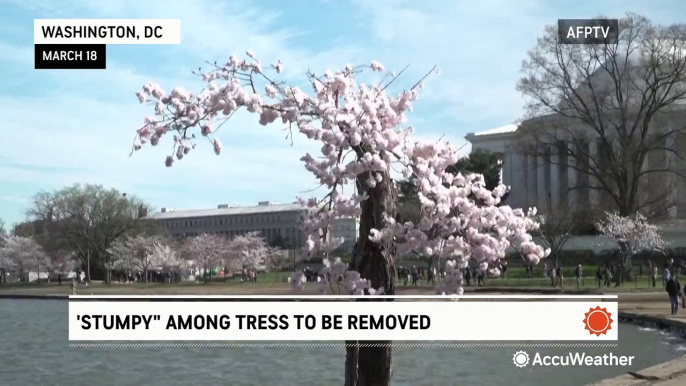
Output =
[{"x1": 512, "y1": 351, "x2": 634, "y2": 368}]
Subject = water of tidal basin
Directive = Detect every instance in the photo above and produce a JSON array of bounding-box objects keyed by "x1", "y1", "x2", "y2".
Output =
[{"x1": 1, "y1": 299, "x2": 684, "y2": 386}]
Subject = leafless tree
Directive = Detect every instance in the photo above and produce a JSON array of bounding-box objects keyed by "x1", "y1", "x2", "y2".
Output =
[
  {"x1": 27, "y1": 184, "x2": 149, "y2": 282},
  {"x1": 536, "y1": 206, "x2": 587, "y2": 269},
  {"x1": 516, "y1": 13, "x2": 686, "y2": 218}
]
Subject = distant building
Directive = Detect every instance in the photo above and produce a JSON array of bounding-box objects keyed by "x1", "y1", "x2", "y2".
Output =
[
  {"x1": 465, "y1": 117, "x2": 686, "y2": 220},
  {"x1": 146, "y1": 201, "x2": 360, "y2": 249},
  {"x1": 330, "y1": 217, "x2": 360, "y2": 251},
  {"x1": 147, "y1": 202, "x2": 309, "y2": 248}
]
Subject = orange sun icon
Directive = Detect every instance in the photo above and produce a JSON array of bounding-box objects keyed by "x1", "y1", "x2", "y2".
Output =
[{"x1": 583, "y1": 306, "x2": 613, "y2": 336}]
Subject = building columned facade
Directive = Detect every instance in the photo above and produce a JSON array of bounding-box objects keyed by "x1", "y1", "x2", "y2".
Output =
[
  {"x1": 147, "y1": 201, "x2": 359, "y2": 249},
  {"x1": 465, "y1": 118, "x2": 686, "y2": 220}
]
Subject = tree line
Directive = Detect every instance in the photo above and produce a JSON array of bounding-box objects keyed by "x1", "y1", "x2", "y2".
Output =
[{"x1": 0, "y1": 184, "x2": 276, "y2": 284}]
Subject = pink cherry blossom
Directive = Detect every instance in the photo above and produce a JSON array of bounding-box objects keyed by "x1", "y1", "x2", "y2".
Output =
[
  {"x1": 596, "y1": 212, "x2": 667, "y2": 257},
  {"x1": 370, "y1": 60, "x2": 385, "y2": 72},
  {"x1": 131, "y1": 51, "x2": 548, "y2": 296}
]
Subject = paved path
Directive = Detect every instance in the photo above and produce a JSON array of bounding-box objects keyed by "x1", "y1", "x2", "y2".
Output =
[{"x1": 589, "y1": 356, "x2": 686, "y2": 385}]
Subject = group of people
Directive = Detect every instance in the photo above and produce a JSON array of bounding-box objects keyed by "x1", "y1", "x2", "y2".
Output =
[
  {"x1": 461, "y1": 267, "x2": 487, "y2": 286},
  {"x1": 396, "y1": 266, "x2": 437, "y2": 286},
  {"x1": 593, "y1": 263, "x2": 614, "y2": 287},
  {"x1": 543, "y1": 264, "x2": 565, "y2": 288},
  {"x1": 301, "y1": 267, "x2": 321, "y2": 283},
  {"x1": 241, "y1": 268, "x2": 259, "y2": 283},
  {"x1": 113, "y1": 271, "x2": 184, "y2": 284}
]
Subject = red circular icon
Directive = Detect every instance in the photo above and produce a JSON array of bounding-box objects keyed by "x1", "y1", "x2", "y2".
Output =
[{"x1": 584, "y1": 306, "x2": 613, "y2": 336}]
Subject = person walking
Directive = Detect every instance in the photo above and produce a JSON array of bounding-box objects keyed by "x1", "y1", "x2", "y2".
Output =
[
  {"x1": 596, "y1": 266, "x2": 603, "y2": 288},
  {"x1": 666, "y1": 276, "x2": 681, "y2": 315},
  {"x1": 649, "y1": 262, "x2": 657, "y2": 288},
  {"x1": 477, "y1": 269, "x2": 486, "y2": 286},
  {"x1": 574, "y1": 264, "x2": 583, "y2": 288},
  {"x1": 604, "y1": 267, "x2": 612, "y2": 287},
  {"x1": 549, "y1": 266, "x2": 556, "y2": 287},
  {"x1": 71, "y1": 278, "x2": 77, "y2": 295},
  {"x1": 555, "y1": 266, "x2": 564, "y2": 289},
  {"x1": 543, "y1": 262, "x2": 549, "y2": 281},
  {"x1": 427, "y1": 267, "x2": 435, "y2": 285},
  {"x1": 663, "y1": 265, "x2": 671, "y2": 286}
]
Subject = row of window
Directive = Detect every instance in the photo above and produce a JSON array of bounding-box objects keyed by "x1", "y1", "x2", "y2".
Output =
[
  {"x1": 164, "y1": 215, "x2": 283, "y2": 229},
  {"x1": 175, "y1": 228, "x2": 303, "y2": 246},
  {"x1": 332, "y1": 225, "x2": 356, "y2": 232}
]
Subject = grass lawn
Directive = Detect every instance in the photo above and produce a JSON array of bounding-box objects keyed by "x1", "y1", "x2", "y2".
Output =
[{"x1": 0, "y1": 273, "x2": 667, "y2": 296}]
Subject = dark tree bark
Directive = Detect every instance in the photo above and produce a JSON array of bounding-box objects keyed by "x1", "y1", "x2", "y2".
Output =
[
  {"x1": 344, "y1": 170, "x2": 397, "y2": 386},
  {"x1": 615, "y1": 241, "x2": 635, "y2": 285}
]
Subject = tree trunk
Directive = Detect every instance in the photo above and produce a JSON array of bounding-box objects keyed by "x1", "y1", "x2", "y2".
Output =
[
  {"x1": 344, "y1": 171, "x2": 397, "y2": 386},
  {"x1": 86, "y1": 251, "x2": 91, "y2": 283},
  {"x1": 615, "y1": 243, "x2": 633, "y2": 286},
  {"x1": 344, "y1": 342, "x2": 359, "y2": 386}
]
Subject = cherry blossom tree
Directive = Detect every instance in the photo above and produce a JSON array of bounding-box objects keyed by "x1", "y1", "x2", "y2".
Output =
[
  {"x1": 107, "y1": 235, "x2": 161, "y2": 282},
  {"x1": 596, "y1": 212, "x2": 667, "y2": 284},
  {"x1": 180, "y1": 233, "x2": 226, "y2": 283},
  {"x1": 225, "y1": 231, "x2": 275, "y2": 272},
  {"x1": 0, "y1": 235, "x2": 14, "y2": 284},
  {"x1": 0, "y1": 236, "x2": 49, "y2": 282},
  {"x1": 131, "y1": 52, "x2": 548, "y2": 386},
  {"x1": 152, "y1": 239, "x2": 184, "y2": 274},
  {"x1": 48, "y1": 250, "x2": 79, "y2": 277}
]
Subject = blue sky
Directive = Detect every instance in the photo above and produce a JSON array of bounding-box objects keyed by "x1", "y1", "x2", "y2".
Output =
[{"x1": 1, "y1": 0, "x2": 685, "y2": 227}]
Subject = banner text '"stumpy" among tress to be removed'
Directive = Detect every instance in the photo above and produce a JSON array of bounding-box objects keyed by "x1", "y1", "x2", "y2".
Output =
[{"x1": 69, "y1": 300, "x2": 618, "y2": 341}]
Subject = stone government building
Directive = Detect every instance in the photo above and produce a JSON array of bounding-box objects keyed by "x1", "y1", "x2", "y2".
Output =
[
  {"x1": 147, "y1": 201, "x2": 360, "y2": 251},
  {"x1": 465, "y1": 118, "x2": 686, "y2": 249},
  {"x1": 466, "y1": 120, "x2": 686, "y2": 219}
]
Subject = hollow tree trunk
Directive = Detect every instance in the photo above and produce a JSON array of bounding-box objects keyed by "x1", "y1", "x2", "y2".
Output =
[{"x1": 345, "y1": 171, "x2": 397, "y2": 386}]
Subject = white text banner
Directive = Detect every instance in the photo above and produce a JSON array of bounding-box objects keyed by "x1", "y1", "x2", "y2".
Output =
[{"x1": 69, "y1": 301, "x2": 618, "y2": 341}]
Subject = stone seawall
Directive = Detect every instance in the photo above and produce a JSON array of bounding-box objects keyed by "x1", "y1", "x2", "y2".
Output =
[
  {"x1": 588, "y1": 355, "x2": 686, "y2": 385},
  {"x1": 619, "y1": 312, "x2": 686, "y2": 336},
  {"x1": 590, "y1": 312, "x2": 686, "y2": 385}
]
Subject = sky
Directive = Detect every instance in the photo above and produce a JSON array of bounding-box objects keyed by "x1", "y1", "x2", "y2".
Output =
[{"x1": 1, "y1": 0, "x2": 685, "y2": 227}]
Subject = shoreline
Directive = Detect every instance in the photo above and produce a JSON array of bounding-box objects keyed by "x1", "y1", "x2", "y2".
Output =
[
  {"x1": 589, "y1": 355, "x2": 686, "y2": 385},
  {"x1": 619, "y1": 312, "x2": 686, "y2": 336},
  {"x1": 0, "y1": 286, "x2": 611, "y2": 300},
  {"x1": 5, "y1": 286, "x2": 686, "y2": 384}
]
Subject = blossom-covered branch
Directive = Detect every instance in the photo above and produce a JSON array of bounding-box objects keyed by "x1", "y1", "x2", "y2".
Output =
[
  {"x1": 596, "y1": 212, "x2": 668, "y2": 255},
  {"x1": 132, "y1": 52, "x2": 549, "y2": 295}
]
